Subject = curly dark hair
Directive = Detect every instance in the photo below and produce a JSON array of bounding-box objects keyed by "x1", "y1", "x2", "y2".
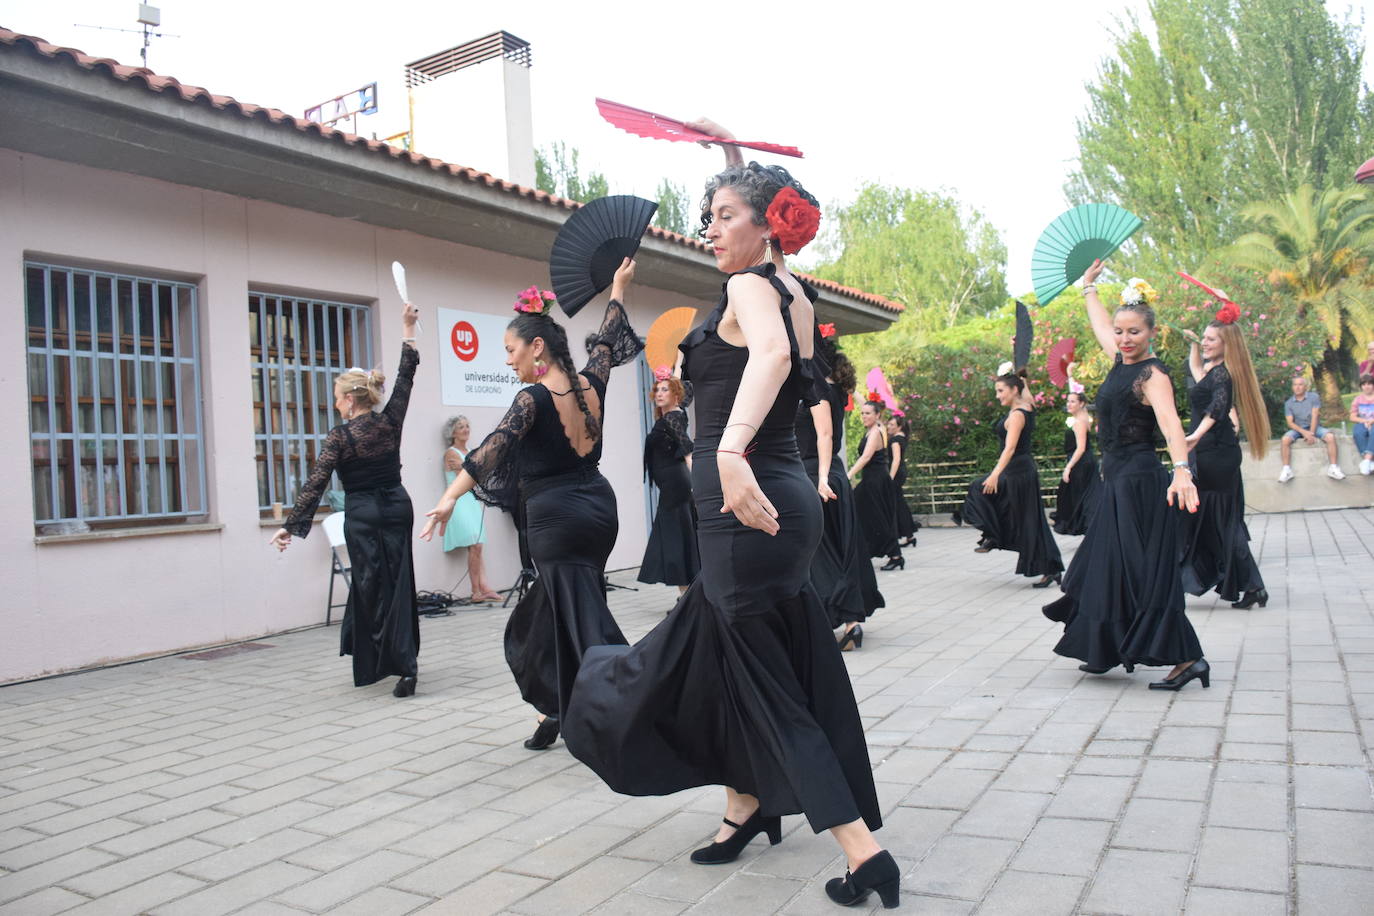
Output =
[
  {"x1": 698, "y1": 162, "x2": 820, "y2": 251},
  {"x1": 508, "y1": 313, "x2": 599, "y2": 440}
]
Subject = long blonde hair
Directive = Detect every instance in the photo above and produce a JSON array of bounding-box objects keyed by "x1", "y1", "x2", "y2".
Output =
[{"x1": 1213, "y1": 321, "x2": 1270, "y2": 459}]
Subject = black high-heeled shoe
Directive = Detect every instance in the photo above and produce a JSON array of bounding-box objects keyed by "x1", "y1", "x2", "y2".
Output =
[
  {"x1": 524, "y1": 716, "x2": 560, "y2": 750},
  {"x1": 1078, "y1": 664, "x2": 1112, "y2": 675},
  {"x1": 689, "y1": 809, "x2": 782, "y2": 864},
  {"x1": 1148, "y1": 659, "x2": 1210, "y2": 691},
  {"x1": 393, "y1": 676, "x2": 417, "y2": 698},
  {"x1": 825, "y1": 849, "x2": 900, "y2": 908},
  {"x1": 1231, "y1": 588, "x2": 1268, "y2": 609},
  {"x1": 879, "y1": 556, "x2": 904, "y2": 571},
  {"x1": 1032, "y1": 572, "x2": 1062, "y2": 589},
  {"x1": 838, "y1": 624, "x2": 863, "y2": 651},
  {"x1": 974, "y1": 538, "x2": 993, "y2": 553}
]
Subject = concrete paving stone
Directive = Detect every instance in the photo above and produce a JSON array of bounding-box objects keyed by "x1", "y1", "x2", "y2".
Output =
[
  {"x1": 684, "y1": 872, "x2": 807, "y2": 915},
  {"x1": 908, "y1": 719, "x2": 984, "y2": 749},
  {"x1": 1010, "y1": 817, "x2": 1112, "y2": 877},
  {"x1": 1193, "y1": 826, "x2": 1289, "y2": 893},
  {"x1": 0, "y1": 813, "x2": 142, "y2": 872},
  {"x1": 283, "y1": 817, "x2": 424, "y2": 872},
  {"x1": 290, "y1": 791, "x2": 420, "y2": 837},
  {"x1": 990, "y1": 754, "x2": 1073, "y2": 793},
  {"x1": 1226, "y1": 692, "x2": 1287, "y2": 716},
  {"x1": 1292, "y1": 730, "x2": 1367, "y2": 765},
  {"x1": 1019, "y1": 722, "x2": 1098, "y2": 755},
  {"x1": 1134, "y1": 759, "x2": 1214, "y2": 802},
  {"x1": 63, "y1": 837, "x2": 221, "y2": 897},
  {"x1": 58, "y1": 872, "x2": 208, "y2": 916},
  {"x1": 0, "y1": 886, "x2": 90, "y2": 916},
  {"x1": 1297, "y1": 863, "x2": 1374, "y2": 915},
  {"x1": 310, "y1": 886, "x2": 431, "y2": 916},
  {"x1": 275, "y1": 849, "x2": 428, "y2": 912},
  {"x1": 1292, "y1": 703, "x2": 1357, "y2": 732},
  {"x1": 951, "y1": 790, "x2": 1050, "y2": 840},
  {"x1": 960, "y1": 733, "x2": 1026, "y2": 753},
  {"x1": 385, "y1": 808, "x2": 522, "y2": 860},
  {"x1": 389, "y1": 836, "x2": 531, "y2": 898},
  {"x1": 499, "y1": 798, "x2": 622, "y2": 846},
  {"x1": 1291, "y1": 680, "x2": 1352, "y2": 705},
  {"x1": 1083, "y1": 738, "x2": 1151, "y2": 757},
  {"x1": 0, "y1": 848, "x2": 124, "y2": 906},
  {"x1": 1112, "y1": 798, "x2": 1206, "y2": 853},
  {"x1": 504, "y1": 823, "x2": 634, "y2": 880},
  {"x1": 1071, "y1": 756, "x2": 1142, "y2": 777},
  {"x1": 1218, "y1": 740, "x2": 1289, "y2": 763},
  {"x1": 901, "y1": 765, "x2": 996, "y2": 810},
  {"x1": 908, "y1": 833, "x2": 1017, "y2": 899},
  {"x1": 412, "y1": 870, "x2": 547, "y2": 916},
  {"x1": 1042, "y1": 774, "x2": 1134, "y2": 821},
  {"x1": 1296, "y1": 808, "x2": 1374, "y2": 867},
  {"x1": 1151, "y1": 726, "x2": 1222, "y2": 759},
  {"x1": 1183, "y1": 885, "x2": 1288, "y2": 915},
  {"x1": 121, "y1": 784, "x2": 252, "y2": 827},
  {"x1": 978, "y1": 869, "x2": 1086, "y2": 915},
  {"x1": 179, "y1": 828, "x2": 323, "y2": 883},
  {"x1": 626, "y1": 858, "x2": 737, "y2": 904},
  {"x1": 1223, "y1": 714, "x2": 1289, "y2": 745},
  {"x1": 592, "y1": 890, "x2": 689, "y2": 915},
  {"x1": 945, "y1": 751, "x2": 1012, "y2": 771},
  {"x1": 508, "y1": 854, "x2": 659, "y2": 915},
  {"x1": 873, "y1": 748, "x2": 948, "y2": 784},
  {"x1": 90, "y1": 807, "x2": 237, "y2": 858},
  {"x1": 1206, "y1": 781, "x2": 1289, "y2": 831},
  {"x1": 1213, "y1": 761, "x2": 1289, "y2": 785},
  {"x1": 1082, "y1": 848, "x2": 1191, "y2": 916}
]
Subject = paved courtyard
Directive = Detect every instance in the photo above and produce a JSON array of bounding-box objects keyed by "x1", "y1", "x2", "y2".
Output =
[{"x1": 1, "y1": 508, "x2": 1372, "y2": 915}]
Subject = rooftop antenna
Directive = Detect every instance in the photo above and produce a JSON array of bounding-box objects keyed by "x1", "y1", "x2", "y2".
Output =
[{"x1": 74, "y1": 4, "x2": 180, "y2": 68}]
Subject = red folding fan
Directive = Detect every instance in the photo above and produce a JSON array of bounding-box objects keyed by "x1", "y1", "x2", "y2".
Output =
[
  {"x1": 595, "y1": 98, "x2": 804, "y2": 158},
  {"x1": 1048, "y1": 338, "x2": 1077, "y2": 388},
  {"x1": 1357, "y1": 156, "x2": 1374, "y2": 184},
  {"x1": 1176, "y1": 271, "x2": 1235, "y2": 306}
]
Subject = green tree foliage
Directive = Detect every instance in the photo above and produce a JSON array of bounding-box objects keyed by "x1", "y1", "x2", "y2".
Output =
[
  {"x1": 533, "y1": 142, "x2": 610, "y2": 203},
  {"x1": 652, "y1": 178, "x2": 693, "y2": 237},
  {"x1": 1223, "y1": 184, "x2": 1374, "y2": 410},
  {"x1": 1068, "y1": 0, "x2": 1373, "y2": 277},
  {"x1": 812, "y1": 184, "x2": 1007, "y2": 374}
]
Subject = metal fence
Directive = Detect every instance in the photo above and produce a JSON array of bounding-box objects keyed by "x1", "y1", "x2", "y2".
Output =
[
  {"x1": 250, "y1": 292, "x2": 372, "y2": 513},
  {"x1": 25, "y1": 262, "x2": 207, "y2": 525}
]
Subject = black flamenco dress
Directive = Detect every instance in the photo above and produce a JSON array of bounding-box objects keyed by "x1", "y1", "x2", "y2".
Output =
[
  {"x1": 796, "y1": 382, "x2": 884, "y2": 627},
  {"x1": 1180, "y1": 364, "x2": 1264, "y2": 601},
  {"x1": 638, "y1": 404, "x2": 700, "y2": 587},
  {"x1": 1052, "y1": 420, "x2": 1102, "y2": 536},
  {"x1": 853, "y1": 429, "x2": 901, "y2": 561},
  {"x1": 960, "y1": 409, "x2": 1064, "y2": 578},
  {"x1": 462, "y1": 300, "x2": 643, "y2": 718},
  {"x1": 564, "y1": 263, "x2": 882, "y2": 834},
  {"x1": 890, "y1": 433, "x2": 917, "y2": 541},
  {"x1": 1044, "y1": 355, "x2": 1204, "y2": 671},
  {"x1": 284, "y1": 344, "x2": 420, "y2": 687}
]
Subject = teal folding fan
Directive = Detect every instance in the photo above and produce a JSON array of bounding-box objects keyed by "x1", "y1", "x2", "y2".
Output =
[{"x1": 1031, "y1": 204, "x2": 1143, "y2": 306}]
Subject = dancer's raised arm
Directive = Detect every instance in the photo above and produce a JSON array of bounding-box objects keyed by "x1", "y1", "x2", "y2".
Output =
[{"x1": 1081, "y1": 259, "x2": 1118, "y2": 357}]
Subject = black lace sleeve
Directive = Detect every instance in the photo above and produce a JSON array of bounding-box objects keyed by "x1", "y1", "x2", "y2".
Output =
[
  {"x1": 583, "y1": 299, "x2": 644, "y2": 385},
  {"x1": 1205, "y1": 365, "x2": 1232, "y2": 421},
  {"x1": 663, "y1": 408, "x2": 694, "y2": 458},
  {"x1": 680, "y1": 380, "x2": 694, "y2": 411},
  {"x1": 283, "y1": 426, "x2": 347, "y2": 538},
  {"x1": 461, "y1": 388, "x2": 537, "y2": 511},
  {"x1": 381, "y1": 343, "x2": 420, "y2": 428}
]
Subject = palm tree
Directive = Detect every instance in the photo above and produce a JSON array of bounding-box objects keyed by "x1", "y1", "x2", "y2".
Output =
[{"x1": 1224, "y1": 184, "x2": 1374, "y2": 414}]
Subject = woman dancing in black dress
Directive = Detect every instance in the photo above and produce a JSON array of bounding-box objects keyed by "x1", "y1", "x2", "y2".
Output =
[
  {"x1": 1044, "y1": 264, "x2": 1205, "y2": 689},
  {"x1": 564, "y1": 142, "x2": 897, "y2": 909},
  {"x1": 886, "y1": 415, "x2": 917, "y2": 547},
  {"x1": 1052, "y1": 391, "x2": 1101, "y2": 536},
  {"x1": 960, "y1": 374, "x2": 1064, "y2": 587},
  {"x1": 850, "y1": 400, "x2": 904, "y2": 571},
  {"x1": 270, "y1": 303, "x2": 422, "y2": 697},
  {"x1": 638, "y1": 373, "x2": 699, "y2": 593},
  {"x1": 798, "y1": 330, "x2": 884, "y2": 650},
  {"x1": 420, "y1": 265, "x2": 643, "y2": 748},
  {"x1": 1179, "y1": 311, "x2": 1270, "y2": 608}
]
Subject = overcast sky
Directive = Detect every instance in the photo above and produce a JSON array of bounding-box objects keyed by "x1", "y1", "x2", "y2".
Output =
[{"x1": 4, "y1": 0, "x2": 1372, "y2": 296}]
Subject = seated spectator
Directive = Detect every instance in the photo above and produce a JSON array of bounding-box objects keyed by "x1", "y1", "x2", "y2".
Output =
[
  {"x1": 1359, "y1": 341, "x2": 1374, "y2": 380},
  {"x1": 1279, "y1": 376, "x2": 1345, "y2": 481},
  {"x1": 1351, "y1": 374, "x2": 1374, "y2": 476}
]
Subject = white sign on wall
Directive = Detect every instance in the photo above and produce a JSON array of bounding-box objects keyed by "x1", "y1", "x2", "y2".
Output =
[{"x1": 438, "y1": 307, "x2": 524, "y2": 407}]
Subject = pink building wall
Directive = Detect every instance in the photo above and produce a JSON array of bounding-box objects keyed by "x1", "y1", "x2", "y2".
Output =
[{"x1": 0, "y1": 150, "x2": 684, "y2": 682}]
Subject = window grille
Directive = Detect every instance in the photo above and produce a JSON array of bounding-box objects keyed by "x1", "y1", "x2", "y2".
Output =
[
  {"x1": 24, "y1": 262, "x2": 207, "y2": 525},
  {"x1": 250, "y1": 292, "x2": 372, "y2": 512}
]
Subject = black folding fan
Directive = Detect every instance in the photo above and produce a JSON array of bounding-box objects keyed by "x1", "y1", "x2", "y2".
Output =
[
  {"x1": 549, "y1": 195, "x2": 658, "y2": 317},
  {"x1": 1014, "y1": 301, "x2": 1033, "y2": 372}
]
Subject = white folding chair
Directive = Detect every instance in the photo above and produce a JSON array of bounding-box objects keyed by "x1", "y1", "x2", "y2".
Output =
[{"x1": 322, "y1": 512, "x2": 350, "y2": 625}]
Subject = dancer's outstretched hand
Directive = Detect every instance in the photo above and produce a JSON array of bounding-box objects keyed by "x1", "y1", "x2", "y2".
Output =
[
  {"x1": 719, "y1": 453, "x2": 779, "y2": 535},
  {"x1": 1166, "y1": 471, "x2": 1199, "y2": 513},
  {"x1": 611, "y1": 258, "x2": 636, "y2": 301},
  {"x1": 420, "y1": 498, "x2": 456, "y2": 542},
  {"x1": 1081, "y1": 258, "x2": 1106, "y2": 287},
  {"x1": 269, "y1": 528, "x2": 291, "y2": 552}
]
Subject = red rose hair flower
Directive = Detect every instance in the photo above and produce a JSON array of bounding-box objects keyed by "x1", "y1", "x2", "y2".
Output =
[
  {"x1": 818, "y1": 322, "x2": 837, "y2": 339},
  {"x1": 765, "y1": 187, "x2": 821, "y2": 255},
  {"x1": 1214, "y1": 302, "x2": 1241, "y2": 325}
]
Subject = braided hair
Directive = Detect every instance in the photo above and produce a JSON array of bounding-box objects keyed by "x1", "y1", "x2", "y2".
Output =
[{"x1": 508, "y1": 313, "x2": 600, "y2": 440}]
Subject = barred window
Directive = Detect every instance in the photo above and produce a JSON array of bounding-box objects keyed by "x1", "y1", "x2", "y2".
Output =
[
  {"x1": 25, "y1": 262, "x2": 207, "y2": 527},
  {"x1": 250, "y1": 292, "x2": 372, "y2": 512}
]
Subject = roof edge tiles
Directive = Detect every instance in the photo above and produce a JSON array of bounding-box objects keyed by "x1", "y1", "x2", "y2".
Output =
[{"x1": 0, "y1": 28, "x2": 902, "y2": 314}]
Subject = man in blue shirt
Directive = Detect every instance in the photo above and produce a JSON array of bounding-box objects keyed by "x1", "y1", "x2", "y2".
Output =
[{"x1": 1278, "y1": 376, "x2": 1345, "y2": 481}]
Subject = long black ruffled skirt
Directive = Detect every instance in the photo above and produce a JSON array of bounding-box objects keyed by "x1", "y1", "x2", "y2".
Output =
[
  {"x1": 564, "y1": 446, "x2": 882, "y2": 834},
  {"x1": 340, "y1": 486, "x2": 419, "y2": 686},
  {"x1": 894, "y1": 473, "x2": 917, "y2": 540},
  {"x1": 853, "y1": 464, "x2": 900, "y2": 560},
  {"x1": 638, "y1": 461, "x2": 700, "y2": 587},
  {"x1": 504, "y1": 472, "x2": 627, "y2": 718},
  {"x1": 804, "y1": 454, "x2": 884, "y2": 626},
  {"x1": 1180, "y1": 444, "x2": 1264, "y2": 601},
  {"x1": 1044, "y1": 447, "x2": 1203, "y2": 670},
  {"x1": 961, "y1": 455, "x2": 1064, "y2": 578},
  {"x1": 1053, "y1": 455, "x2": 1101, "y2": 536}
]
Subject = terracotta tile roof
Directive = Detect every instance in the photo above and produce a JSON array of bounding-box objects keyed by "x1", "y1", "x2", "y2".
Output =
[{"x1": 0, "y1": 28, "x2": 902, "y2": 314}]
